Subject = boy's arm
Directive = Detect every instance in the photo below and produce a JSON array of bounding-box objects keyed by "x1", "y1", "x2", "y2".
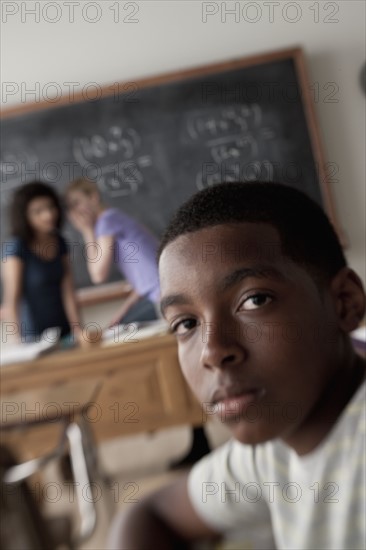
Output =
[{"x1": 107, "y1": 473, "x2": 221, "y2": 549}]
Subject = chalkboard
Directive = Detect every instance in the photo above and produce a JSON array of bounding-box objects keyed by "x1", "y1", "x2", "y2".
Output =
[{"x1": 0, "y1": 47, "x2": 341, "y2": 292}]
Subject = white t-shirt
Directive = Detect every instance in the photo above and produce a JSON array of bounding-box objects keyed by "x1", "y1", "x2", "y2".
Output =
[{"x1": 188, "y1": 380, "x2": 366, "y2": 550}]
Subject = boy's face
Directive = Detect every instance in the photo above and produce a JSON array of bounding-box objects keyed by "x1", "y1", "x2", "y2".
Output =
[{"x1": 159, "y1": 223, "x2": 342, "y2": 446}]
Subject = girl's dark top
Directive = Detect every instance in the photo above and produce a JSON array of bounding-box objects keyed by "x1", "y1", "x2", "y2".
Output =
[{"x1": 4, "y1": 234, "x2": 71, "y2": 342}]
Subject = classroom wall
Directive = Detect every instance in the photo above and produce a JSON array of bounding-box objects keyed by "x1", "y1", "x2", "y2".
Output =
[{"x1": 2, "y1": 1, "x2": 365, "y2": 322}]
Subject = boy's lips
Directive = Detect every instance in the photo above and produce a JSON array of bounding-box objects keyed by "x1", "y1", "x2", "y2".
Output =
[{"x1": 211, "y1": 386, "x2": 266, "y2": 418}]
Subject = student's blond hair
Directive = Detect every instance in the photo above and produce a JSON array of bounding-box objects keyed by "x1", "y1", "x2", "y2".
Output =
[{"x1": 65, "y1": 177, "x2": 100, "y2": 198}]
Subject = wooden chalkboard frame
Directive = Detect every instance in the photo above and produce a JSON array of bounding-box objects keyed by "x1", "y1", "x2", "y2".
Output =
[{"x1": 1, "y1": 46, "x2": 343, "y2": 306}]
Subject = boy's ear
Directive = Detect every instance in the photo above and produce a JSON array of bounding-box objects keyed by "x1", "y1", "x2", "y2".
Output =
[{"x1": 330, "y1": 267, "x2": 366, "y2": 332}]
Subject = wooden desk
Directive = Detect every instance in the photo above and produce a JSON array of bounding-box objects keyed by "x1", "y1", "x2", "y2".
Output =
[{"x1": 0, "y1": 334, "x2": 203, "y2": 459}]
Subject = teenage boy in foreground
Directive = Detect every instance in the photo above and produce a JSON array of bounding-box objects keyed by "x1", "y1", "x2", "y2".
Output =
[{"x1": 107, "y1": 182, "x2": 365, "y2": 549}]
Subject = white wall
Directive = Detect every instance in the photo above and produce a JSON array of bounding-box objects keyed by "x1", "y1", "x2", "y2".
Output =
[{"x1": 2, "y1": 1, "x2": 365, "y2": 322}]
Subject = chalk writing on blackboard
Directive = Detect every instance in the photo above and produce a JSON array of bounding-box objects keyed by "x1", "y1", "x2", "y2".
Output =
[
  {"x1": 185, "y1": 104, "x2": 262, "y2": 140},
  {"x1": 73, "y1": 126, "x2": 141, "y2": 164},
  {"x1": 73, "y1": 126, "x2": 153, "y2": 197},
  {"x1": 1, "y1": 48, "x2": 343, "y2": 290},
  {"x1": 196, "y1": 159, "x2": 275, "y2": 190}
]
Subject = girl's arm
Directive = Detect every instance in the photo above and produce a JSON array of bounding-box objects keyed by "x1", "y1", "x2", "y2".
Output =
[
  {"x1": 61, "y1": 255, "x2": 83, "y2": 339},
  {"x1": 81, "y1": 229, "x2": 115, "y2": 284},
  {"x1": 68, "y1": 208, "x2": 114, "y2": 284},
  {"x1": 1, "y1": 256, "x2": 24, "y2": 343},
  {"x1": 107, "y1": 288, "x2": 142, "y2": 328}
]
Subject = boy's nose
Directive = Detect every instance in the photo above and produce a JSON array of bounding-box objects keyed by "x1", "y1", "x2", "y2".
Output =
[{"x1": 199, "y1": 320, "x2": 246, "y2": 371}]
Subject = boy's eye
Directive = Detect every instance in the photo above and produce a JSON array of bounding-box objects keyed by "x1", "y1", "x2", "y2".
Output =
[
  {"x1": 240, "y1": 293, "x2": 273, "y2": 311},
  {"x1": 171, "y1": 318, "x2": 197, "y2": 335}
]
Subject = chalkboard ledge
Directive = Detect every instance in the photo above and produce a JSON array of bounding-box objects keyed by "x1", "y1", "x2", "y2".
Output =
[{"x1": 76, "y1": 281, "x2": 132, "y2": 307}]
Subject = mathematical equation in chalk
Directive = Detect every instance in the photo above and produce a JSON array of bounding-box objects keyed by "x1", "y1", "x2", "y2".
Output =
[
  {"x1": 73, "y1": 126, "x2": 153, "y2": 197},
  {"x1": 185, "y1": 104, "x2": 276, "y2": 164},
  {"x1": 87, "y1": 158, "x2": 152, "y2": 197},
  {"x1": 195, "y1": 159, "x2": 275, "y2": 191}
]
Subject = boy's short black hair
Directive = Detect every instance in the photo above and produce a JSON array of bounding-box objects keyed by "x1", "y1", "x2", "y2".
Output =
[
  {"x1": 158, "y1": 182, "x2": 346, "y2": 283},
  {"x1": 10, "y1": 181, "x2": 63, "y2": 242}
]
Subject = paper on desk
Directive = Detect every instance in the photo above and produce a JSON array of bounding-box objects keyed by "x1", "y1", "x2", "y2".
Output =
[
  {"x1": 0, "y1": 327, "x2": 61, "y2": 366},
  {"x1": 102, "y1": 319, "x2": 169, "y2": 346}
]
